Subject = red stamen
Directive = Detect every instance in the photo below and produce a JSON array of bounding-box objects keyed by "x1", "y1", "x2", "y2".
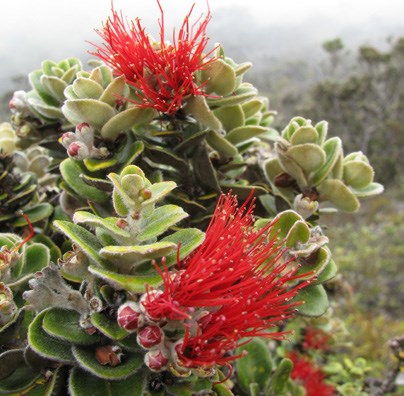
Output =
[{"x1": 12, "y1": 212, "x2": 34, "y2": 252}]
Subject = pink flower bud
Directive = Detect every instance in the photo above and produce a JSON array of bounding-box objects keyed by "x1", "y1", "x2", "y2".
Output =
[
  {"x1": 9, "y1": 99, "x2": 16, "y2": 110},
  {"x1": 76, "y1": 122, "x2": 90, "y2": 133},
  {"x1": 137, "y1": 325, "x2": 163, "y2": 349},
  {"x1": 67, "y1": 142, "x2": 81, "y2": 157},
  {"x1": 117, "y1": 302, "x2": 142, "y2": 332},
  {"x1": 144, "y1": 349, "x2": 169, "y2": 372},
  {"x1": 60, "y1": 132, "x2": 76, "y2": 147}
]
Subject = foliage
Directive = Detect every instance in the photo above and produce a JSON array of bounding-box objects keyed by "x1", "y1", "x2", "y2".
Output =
[{"x1": 0, "y1": 3, "x2": 395, "y2": 396}]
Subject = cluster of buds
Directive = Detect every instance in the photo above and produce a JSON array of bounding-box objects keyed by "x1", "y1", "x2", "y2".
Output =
[
  {"x1": 60, "y1": 122, "x2": 109, "y2": 160},
  {"x1": 0, "y1": 282, "x2": 17, "y2": 326},
  {"x1": 117, "y1": 300, "x2": 169, "y2": 372}
]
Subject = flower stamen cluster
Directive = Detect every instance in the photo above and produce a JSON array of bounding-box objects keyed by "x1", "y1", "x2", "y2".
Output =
[
  {"x1": 91, "y1": 1, "x2": 215, "y2": 115},
  {"x1": 117, "y1": 193, "x2": 311, "y2": 373}
]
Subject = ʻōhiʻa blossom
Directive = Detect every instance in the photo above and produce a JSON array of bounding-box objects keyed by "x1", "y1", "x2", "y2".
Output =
[
  {"x1": 143, "y1": 193, "x2": 311, "y2": 369},
  {"x1": 91, "y1": 1, "x2": 214, "y2": 115},
  {"x1": 289, "y1": 352, "x2": 336, "y2": 396}
]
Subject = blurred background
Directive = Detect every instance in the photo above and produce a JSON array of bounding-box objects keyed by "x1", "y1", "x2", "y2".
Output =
[{"x1": 1, "y1": 0, "x2": 403, "y2": 378}]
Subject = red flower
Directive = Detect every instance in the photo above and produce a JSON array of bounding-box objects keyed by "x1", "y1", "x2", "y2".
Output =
[
  {"x1": 303, "y1": 327, "x2": 331, "y2": 351},
  {"x1": 143, "y1": 193, "x2": 310, "y2": 368},
  {"x1": 91, "y1": 1, "x2": 214, "y2": 115},
  {"x1": 290, "y1": 352, "x2": 335, "y2": 396}
]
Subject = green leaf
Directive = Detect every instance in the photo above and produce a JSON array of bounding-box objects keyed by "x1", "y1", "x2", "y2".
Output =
[
  {"x1": 11, "y1": 203, "x2": 53, "y2": 227},
  {"x1": 142, "y1": 181, "x2": 177, "y2": 206},
  {"x1": 268, "y1": 210, "x2": 303, "y2": 240},
  {"x1": 162, "y1": 228, "x2": 205, "y2": 266},
  {"x1": 206, "y1": 130, "x2": 238, "y2": 157},
  {"x1": 89, "y1": 265, "x2": 163, "y2": 294},
  {"x1": 101, "y1": 107, "x2": 153, "y2": 140},
  {"x1": 72, "y1": 345, "x2": 143, "y2": 380},
  {"x1": 62, "y1": 99, "x2": 115, "y2": 129},
  {"x1": 90, "y1": 312, "x2": 129, "y2": 340},
  {"x1": 20, "y1": 243, "x2": 50, "y2": 277},
  {"x1": 31, "y1": 234, "x2": 61, "y2": 263},
  {"x1": 311, "y1": 137, "x2": 342, "y2": 186},
  {"x1": 69, "y1": 368, "x2": 147, "y2": 396},
  {"x1": 138, "y1": 205, "x2": 188, "y2": 241},
  {"x1": 236, "y1": 338, "x2": 273, "y2": 393},
  {"x1": 184, "y1": 95, "x2": 222, "y2": 132},
  {"x1": 43, "y1": 308, "x2": 103, "y2": 345},
  {"x1": 289, "y1": 126, "x2": 319, "y2": 145},
  {"x1": 314, "y1": 259, "x2": 338, "y2": 285},
  {"x1": 0, "y1": 349, "x2": 25, "y2": 380},
  {"x1": 267, "y1": 358, "x2": 293, "y2": 395},
  {"x1": 213, "y1": 105, "x2": 245, "y2": 131},
  {"x1": 350, "y1": 182, "x2": 384, "y2": 198},
  {"x1": 73, "y1": 78, "x2": 104, "y2": 99},
  {"x1": 343, "y1": 160, "x2": 374, "y2": 189},
  {"x1": 318, "y1": 179, "x2": 360, "y2": 212},
  {"x1": 294, "y1": 284, "x2": 329, "y2": 317},
  {"x1": 100, "y1": 242, "x2": 177, "y2": 268},
  {"x1": 287, "y1": 144, "x2": 326, "y2": 173},
  {"x1": 226, "y1": 126, "x2": 268, "y2": 145},
  {"x1": 285, "y1": 221, "x2": 310, "y2": 248},
  {"x1": 60, "y1": 159, "x2": 109, "y2": 203},
  {"x1": 99, "y1": 76, "x2": 126, "y2": 106},
  {"x1": 0, "y1": 366, "x2": 41, "y2": 394},
  {"x1": 54, "y1": 220, "x2": 110, "y2": 269},
  {"x1": 29, "y1": 70, "x2": 58, "y2": 106},
  {"x1": 28, "y1": 309, "x2": 75, "y2": 363},
  {"x1": 73, "y1": 211, "x2": 131, "y2": 240},
  {"x1": 201, "y1": 58, "x2": 237, "y2": 96},
  {"x1": 41, "y1": 75, "x2": 68, "y2": 102}
]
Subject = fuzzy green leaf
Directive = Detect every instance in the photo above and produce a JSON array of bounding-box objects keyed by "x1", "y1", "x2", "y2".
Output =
[
  {"x1": 294, "y1": 284, "x2": 329, "y2": 317},
  {"x1": 100, "y1": 242, "x2": 177, "y2": 267},
  {"x1": 54, "y1": 220, "x2": 110, "y2": 269},
  {"x1": 226, "y1": 126, "x2": 268, "y2": 145},
  {"x1": 60, "y1": 159, "x2": 109, "y2": 203},
  {"x1": 28, "y1": 309, "x2": 75, "y2": 363},
  {"x1": 267, "y1": 358, "x2": 293, "y2": 395},
  {"x1": 213, "y1": 105, "x2": 245, "y2": 131},
  {"x1": 201, "y1": 58, "x2": 237, "y2": 96},
  {"x1": 73, "y1": 211, "x2": 131, "y2": 240},
  {"x1": 311, "y1": 137, "x2": 342, "y2": 186},
  {"x1": 162, "y1": 228, "x2": 205, "y2": 266},
  {"x1": 318, "y1": 179, "x2": 360, "y2": 212},
  {"x1": 11, "y1": 203, "x2": 53, "y2": 227},
  {"x1": 72, "y1": 345, "x2": 143, "y2": 380},
  {"x1": 101, "y1": 107, "x2": 153, "y2": 140},
  {"x1": 90, "y1": 312, "x2": 129, "y2": 340},
  {"x1": 88, "y1": 265, "x2": 163, "y2": 294},
  {"x1": 206, "y1": 130, "x2": 239, "y2": 157},
  {"x1": 43, "y1": 308, "x2": 103, "y2": 345},
  {"x1": 62, "y1": 99, "x2": 115, "y2": 129},
  {"x1": 73, "y1": 78, "x2": 104, "y2": 99},
  {"x1": 68, "y1": 368, "x2": 146, "y2": 396},
  {"x1": 137, "y1": 205, "x2": 188, "y2": 241},
  {"x1": 236, "y1": 338, "x2": 273, "y2": 393}
]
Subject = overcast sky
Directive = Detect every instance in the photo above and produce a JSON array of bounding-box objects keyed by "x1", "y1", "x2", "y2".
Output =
[{"x1": 0, "y1": 0, "x2": 403, "y2": 93}]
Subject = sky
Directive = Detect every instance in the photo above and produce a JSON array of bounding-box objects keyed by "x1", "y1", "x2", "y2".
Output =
[{"x1": 0, "y1": 0, "x2": 403, "y2": 93}]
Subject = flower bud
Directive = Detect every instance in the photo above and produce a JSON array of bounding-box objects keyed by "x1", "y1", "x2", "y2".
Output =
[
  {"x1": 75, "y1": 123, "x2": 94, "y2": 147},
  {"x1": 117, "y1": 302, "x2": 142, "y2": 332},
  {"x1": 60, "y1": 132, "x2": 76, "y2": 148},
  {"x1": 145, "y1": 349, "x2": 169, "y2": 372},
  {"x1": 67, "y1": 142, "x2": 89, "y2": 160},
  {"x1": 137, "y1": 325, "x2": 163, "y2": 349},
  {"x1": 0, "y1": 283, "x2": 17, "y2": 326},
  {"x1": 9, "y1": 91, "x2": 31, "y2": 118}
]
